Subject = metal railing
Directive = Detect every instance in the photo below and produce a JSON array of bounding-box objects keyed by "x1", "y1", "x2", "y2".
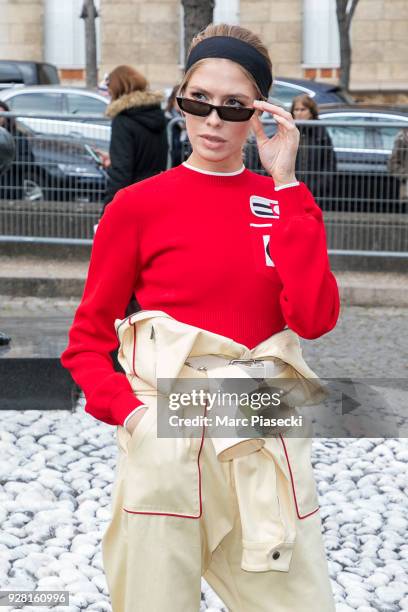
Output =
[
  {"x1": 172, "y1": 117, "x2": 408, "y2": 257},
  {"x1": 0, "y1": 112, "x2": 109, "y2": 242},
  {"x1": 1, "y1": 111, "x2": 407, "y2": 256}
]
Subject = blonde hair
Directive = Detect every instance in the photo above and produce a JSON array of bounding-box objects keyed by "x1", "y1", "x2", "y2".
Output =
[{"x1": 178, "y1": 23, "x2": 272, "y2": 100}]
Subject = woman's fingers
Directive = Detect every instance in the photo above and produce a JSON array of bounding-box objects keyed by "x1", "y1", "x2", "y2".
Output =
[
  {"x1": 273, "y1": 113, "x2": 298, "y2": 133},
  {"x1": 253, "y1": 100, "x2": 294, "y2": 122},
  {"x1": 252, "y1": 100, "x2": 298, "y2": 137},
  {"x1": 250, "y1": 112, "x2": 269, "y2": 146}
]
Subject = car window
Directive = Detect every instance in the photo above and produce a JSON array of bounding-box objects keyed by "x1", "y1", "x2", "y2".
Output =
[
  {"x1": 66, "y1": 94, "x2": 107, "y2": 115},
  {"x1": 7, "y1": 92, "x2": 62, "y2": 114},
  {"x1": 320, "y1": 114, "x2": 372, "y2": 150},
  {"x1": 0, "y1": 62, "x2": 24, "y2": 83},
  {"x1": 270, "y1": 82, "x2": 313, "y2": 108},
  {"x1": 368, "y1": 115, "x2": 408, "y2": 150},
  {"x1": 15, "y1": 63, "x2": 37, "y2": 85},
  {"x1": 38, "y1": 64, "x2": 60, "y2": 85}
]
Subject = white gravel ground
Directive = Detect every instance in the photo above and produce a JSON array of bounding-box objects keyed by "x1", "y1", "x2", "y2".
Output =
[{"x1": 0, "y1": 404, "x2": 407, "y2": 612}]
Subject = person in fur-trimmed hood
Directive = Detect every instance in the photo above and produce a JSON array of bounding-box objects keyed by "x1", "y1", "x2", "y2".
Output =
[{"x1": 102, "y1": 65, "x2": 168, "y2": 209}]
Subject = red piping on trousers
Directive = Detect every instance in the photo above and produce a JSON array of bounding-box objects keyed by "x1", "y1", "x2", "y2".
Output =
[
  {"x1": 122, "y1": 402, "x2": 207, "y2": 519},
  {"x1": 132, "y1": 323, "x2": 137, "y2": 376},
  {"x1": 279, "y1": 433, "x2": 319, "y2": 520}
]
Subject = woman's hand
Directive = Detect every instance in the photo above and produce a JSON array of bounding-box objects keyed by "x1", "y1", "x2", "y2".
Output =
[
  {"x1": 125, "y1": 407, "x2": 148, "y2": 435},
  {"x1": 250, "y1": 101, "x2": 300, "y2": 187},
  {"x1": 94, "y1": 148, "x2": 111, "y2": 169}
]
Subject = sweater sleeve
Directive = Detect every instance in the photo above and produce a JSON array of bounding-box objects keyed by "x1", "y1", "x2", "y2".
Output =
[
  {"x1": 60, "y1": 187, "x2": 145, "y2": 426},
  {"x1": 269, "y1": 182, "x2": 340, "y2": 339}
]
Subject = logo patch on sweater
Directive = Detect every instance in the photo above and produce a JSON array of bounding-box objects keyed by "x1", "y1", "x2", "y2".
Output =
[
  {"x1": 250, "y1": 195, "x2": 280, "y2": 219},
  {"x1": 263, "y1": 235, "x2": 275, "y2": 267}
]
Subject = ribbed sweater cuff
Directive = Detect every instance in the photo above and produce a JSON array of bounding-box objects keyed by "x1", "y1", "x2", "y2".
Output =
[
  {"x1": 274, "y1": 182, "x2": 313, "y2": 220},
  {"x1": 110, "y1": 389, "x2": 145, "y2": 426}
]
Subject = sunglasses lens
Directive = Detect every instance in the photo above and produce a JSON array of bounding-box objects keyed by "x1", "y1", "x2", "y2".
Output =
[
  {"x1": 218, "y1": 107, "x2": 254, "y2": 122},
  {"x1": 176, "y1": 97, "x2": 254, "y2": 122},
  {"x1": 177, "y1": 97, "x2": 211, "y2": 117}
]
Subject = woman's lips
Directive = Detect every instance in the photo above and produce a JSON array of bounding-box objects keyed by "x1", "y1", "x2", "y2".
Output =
[{"x1": 200, "y1": 134, "x2": 227, "y2": 149}]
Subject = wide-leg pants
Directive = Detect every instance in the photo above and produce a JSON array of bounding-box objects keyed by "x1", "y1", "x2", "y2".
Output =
[{"x1": 101, "y1": 399, "x2": 335, "y2": 612}]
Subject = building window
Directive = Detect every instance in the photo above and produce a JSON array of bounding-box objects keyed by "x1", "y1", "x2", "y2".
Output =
[
  {"x1": 302, "y1": 0, "x2": 340, "y2": 68},
  {"x1": 179, "y1": 0, "x2": 240, "y2": 66},
  {"x1": 44, "y1": 0, "x2": 101, "y2": 69},
  {"x1": 214, "y1": 0, "x2": 240, "y2": 25}
]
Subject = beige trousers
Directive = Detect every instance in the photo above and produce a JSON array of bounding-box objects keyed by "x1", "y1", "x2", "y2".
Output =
[{"x1": 101, "y1": 311, "x2": 336, "y2": 611}]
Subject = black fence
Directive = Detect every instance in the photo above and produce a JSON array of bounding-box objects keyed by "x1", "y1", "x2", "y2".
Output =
[{"x1": 0, "y1": 111, "x2": 407, "y2": 255}]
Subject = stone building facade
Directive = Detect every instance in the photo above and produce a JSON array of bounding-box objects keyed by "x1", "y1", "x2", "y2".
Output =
[
  {"x1": 0, "y1": 0, "x2": 43, "y2": 63},
  {"x1": 1, "y1": 0, "x2": 407, "y2": 96}
]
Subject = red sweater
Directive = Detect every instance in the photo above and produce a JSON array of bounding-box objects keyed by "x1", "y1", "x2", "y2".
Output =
[{"x1": 61, "y1": 163, "x2": 340, "y2": 426}]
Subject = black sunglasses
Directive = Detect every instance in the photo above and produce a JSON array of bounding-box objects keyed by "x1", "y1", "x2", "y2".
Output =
[{"x1": 176, "y1": 96, "x2": 255, "y2": 122}]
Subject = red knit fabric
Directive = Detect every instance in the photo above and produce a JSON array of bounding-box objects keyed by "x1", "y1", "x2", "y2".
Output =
[{"x1": 61, "y1": 164, "x2": 340, "y2": 426}]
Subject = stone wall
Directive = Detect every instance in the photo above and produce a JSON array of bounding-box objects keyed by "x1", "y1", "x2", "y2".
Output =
[
  {"x1": 0, "y1": 0, "x2": 407, "y2": 93},
  {"x1": 100, "y1": 0, "x2": 181, "y2": 90},
  {"x1": 351, "y1": 0, "x2": 408, "y2": 91},
  {"x1": 240, "y1": 0, "x2": 303, "y2": 79},
  {"x1": 0, "y1": 0, "x2": 43, "y2": 62}
]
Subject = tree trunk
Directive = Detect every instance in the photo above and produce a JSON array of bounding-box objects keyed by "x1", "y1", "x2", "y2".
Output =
[
  {"x1": 336, "y1": 0, "x2": 360, "y2": 92},
  {"x1": 181, "y1": 0, "x2": 215, "y2": 64},
  {"x1": 80, "y1": 0, "x2": 98, "y2": 88}
]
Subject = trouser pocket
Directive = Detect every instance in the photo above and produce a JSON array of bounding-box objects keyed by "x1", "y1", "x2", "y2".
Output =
[
  {"x1": 120, "y1": 401, "x2": 204, "y2": 518},
  {"x1": 277, "y1": 426, "x2": 320, "y2": 520}
]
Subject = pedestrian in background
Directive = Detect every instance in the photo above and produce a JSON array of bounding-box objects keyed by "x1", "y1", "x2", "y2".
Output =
[
  {"x1": 0, "y1": 124, "x2": 15, "y2": 346},
  {"x1": 165, "y1": 84, "x2": 188, "y2": 166},
  {"x1": 0, "y1": 100, "x2": 33, "y2": 200},
  {"x1": 389, "y1": 128, "x2": 408, "y2": 205},
  {"x1": 102, "y1": 64, "x2": 168, "y2": 211},
  {"x1": 291, "y1": 94, "x2": 336, "y2": 200}
]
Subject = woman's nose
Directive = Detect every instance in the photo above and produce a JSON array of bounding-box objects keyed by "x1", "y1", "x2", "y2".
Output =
[{"x1": 205, "y1": 108, "x2": 222, "y2": 126}]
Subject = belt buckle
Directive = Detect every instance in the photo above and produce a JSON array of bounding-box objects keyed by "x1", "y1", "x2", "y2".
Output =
[{"x1": 229, "y1": 358, "x2": 264, "y2": 367}]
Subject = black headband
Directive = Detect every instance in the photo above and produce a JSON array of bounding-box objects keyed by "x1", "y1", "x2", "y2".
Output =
[{"x1": 185, "y1": 36, "x2": 272, "y2": 99}]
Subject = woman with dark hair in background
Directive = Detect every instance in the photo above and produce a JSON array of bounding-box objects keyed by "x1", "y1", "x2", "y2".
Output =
[
  {"x1": 0, "y1": 122, "x2": 15, "y2": 346},
  {"x1": 291, "y1": 94, "x2": 336, "y2": 200},
  {"x1": 0, "y1": 100, "x2": 33, "y2": 200},
  {"x1": 102, "y1": 64, "x2": 168, "y2": 211},
  {"x1": 165, "y1": 84, "x2": 188, "y2": 166}
]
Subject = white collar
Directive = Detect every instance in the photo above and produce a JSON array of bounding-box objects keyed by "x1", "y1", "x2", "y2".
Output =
[{"x1": 182, "y1": 162, "x2": 245, "y2": 176}]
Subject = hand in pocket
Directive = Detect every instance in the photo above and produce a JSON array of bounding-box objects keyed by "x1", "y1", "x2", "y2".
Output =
[{"x1": 125, "y1": 407, "x2": 149, "y2": 436}]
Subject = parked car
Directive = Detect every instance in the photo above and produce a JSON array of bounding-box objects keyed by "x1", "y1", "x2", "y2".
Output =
[
  {"x1": 0, "y1": 123, "x2": 107, "y2": 204},
  {"x1": 268, "y1": 77, "x2": 353, "y2": 108},
  {"x1": 0, "y1": 61, "x2": 60, "y2": 90},
  {"x1": 246, "y1": 104, "x2": 408, "y2": 212},
  {"x1": 318, "y1": 105, "x2": 408, "y2": 211},
  {"x1": 0, "y1": 86, "x2": 111, "y2": 147}
]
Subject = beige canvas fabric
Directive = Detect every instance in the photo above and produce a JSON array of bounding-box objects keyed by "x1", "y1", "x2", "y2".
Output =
[{"x1": 101, "y1": 310, "x2": 335, "y2": 611}]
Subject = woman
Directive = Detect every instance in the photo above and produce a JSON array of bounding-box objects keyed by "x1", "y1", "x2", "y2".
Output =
[
  {"x1": 61, "y1": 23, "x2": 340, "y2": 612},
  {"x1": 102, "y1": 64, "x2": 168, "y2": 209},
  {"x1": 0, "y1": 123, "x2": 15, "y2": 347},
  {"x1": 0, "y1": 100, "x2": 33, "y2": 200},
  {"x1": 291, "y1": 94, "x2": 336, "y2": 200},
  {"x1": 389, "y1": 127, "x2": 408, "y2": 206},
  {"x1": 165, "y1": 84, "x2": 188, "y2": 166}
]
